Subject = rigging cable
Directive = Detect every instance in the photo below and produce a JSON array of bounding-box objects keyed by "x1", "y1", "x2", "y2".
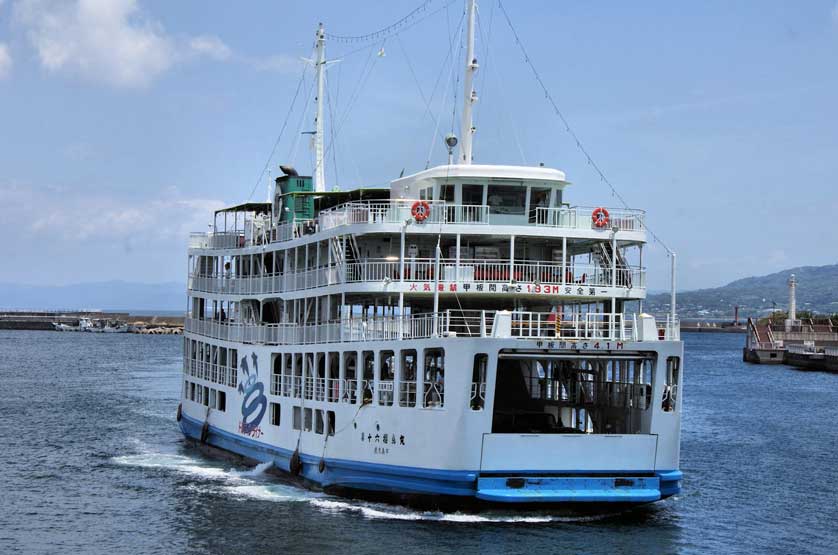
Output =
[
  {"x1": 246, "y1": 64, "x2": 309, "y2": 201},
  {"x1": 425, "y1": 8, "x2": 466, "y2": 168},
  {"x1": 497, "y1": 0, "x2": 672, "y2": 254},
  {"x1": 325, "y1": 0, "x2": 457, "y2": 44}
]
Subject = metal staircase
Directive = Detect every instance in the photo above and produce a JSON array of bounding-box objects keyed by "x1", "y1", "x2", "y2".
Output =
[{"x1": 593, "y1": 242, "x2": 631, "y2": 288}]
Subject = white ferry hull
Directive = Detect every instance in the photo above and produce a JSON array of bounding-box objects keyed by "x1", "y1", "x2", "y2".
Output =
[{"x1": 178, "y1": 338, "x2": 683, "y2": 506}]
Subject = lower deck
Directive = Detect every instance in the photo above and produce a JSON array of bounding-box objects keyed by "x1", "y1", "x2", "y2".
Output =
[{"x1": 179, "y1": 334, "x2": 683, "y2": 504}]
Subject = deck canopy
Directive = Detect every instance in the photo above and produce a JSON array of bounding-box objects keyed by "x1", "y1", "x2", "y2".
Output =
[{"x1": 214, "y1": 202, "x2": 271, "y2": 216}]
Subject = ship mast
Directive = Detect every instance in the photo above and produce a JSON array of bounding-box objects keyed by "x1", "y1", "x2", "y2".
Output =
[
  {"x1": 459, "y1": 0, "x2": 478, "y2": 165},
  {"x1": 313, "y1": 23, "x2": 327, "y2": 192}
]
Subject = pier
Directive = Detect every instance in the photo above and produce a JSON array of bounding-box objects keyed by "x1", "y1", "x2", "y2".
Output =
[{"x1": 0, "y1": 310, "x2": 183, "y2": 334}]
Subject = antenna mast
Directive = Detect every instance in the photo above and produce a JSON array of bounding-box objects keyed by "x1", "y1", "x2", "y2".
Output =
[
  {"x1": 459, "y1": 0, "x2": 478, "y2": 165},
  {"x1": 314, "y1": 23, "x2": 327, "y2": 192}
]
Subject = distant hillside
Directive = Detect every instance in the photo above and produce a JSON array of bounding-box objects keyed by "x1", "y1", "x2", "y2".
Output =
[
  {"x1": 0, "y1": 281, "x2": 185, "y2": 312},
  {"x1": 646, "y1": 264, "x2": 838, "y2": 319}
]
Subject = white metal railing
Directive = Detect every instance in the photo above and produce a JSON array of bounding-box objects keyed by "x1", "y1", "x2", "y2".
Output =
[
  {"x1": 189, "y1": 260, "x2": 645, "y2": 296},
  {"x1": 183, "y1": 359, "x2": 237, "y2": 388},
  {"x1": 319, "y1": 200, "x2": 490, "y2": 231},
  {"x1": 190, "y1": 203, "x2": 646, "y2": 251},
  {"x1": 184, "y1": 310, "x2": 680, "y2": 346},
  {"x1": 534, "y1": 206, "x2": 645, "y2": 231},
  {"x1": 824, "y1": 347, "x2": 838, "y2": 357}
]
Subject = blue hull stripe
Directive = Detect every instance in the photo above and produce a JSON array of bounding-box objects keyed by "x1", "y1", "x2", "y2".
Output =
[{"x1": 180, "y1": 414, "x2": 681, "y2": 501}]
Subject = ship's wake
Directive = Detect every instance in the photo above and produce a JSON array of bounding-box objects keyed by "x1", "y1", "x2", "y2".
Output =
[{"x1": 112, "y1": 450, "x2": 626, "y2": 523}]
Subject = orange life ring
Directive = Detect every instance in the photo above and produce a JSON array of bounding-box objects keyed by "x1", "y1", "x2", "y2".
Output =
[
  {"x1": 411, "y1": 201, "x2": 431, "y2": 222},
  {"x1": 592, "y1": 207, "x2": 610, "y2": 228}
]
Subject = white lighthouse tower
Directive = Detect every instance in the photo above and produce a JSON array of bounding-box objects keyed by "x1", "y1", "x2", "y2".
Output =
[{"x1": 785, "y1": 274, "x2": 799, "y2": 331}]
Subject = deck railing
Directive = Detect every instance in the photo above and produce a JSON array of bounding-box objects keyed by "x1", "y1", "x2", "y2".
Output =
[
  {"x1": 189, "y1": 202, "x2": 646, "y2": 250},
  {"x1": 184, "y1": 310, "x2": 678, "y2": 346},
  {"x1": 188, "y1": 260, "x2": 645, "y2": 296},
  {"x1": 534, "y1": 206, "x2": 645, "y2": 231}
]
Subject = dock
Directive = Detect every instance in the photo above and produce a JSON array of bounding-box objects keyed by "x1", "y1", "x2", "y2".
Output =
[{"x1": 0, "y1": 310, "x2": 183, "y2": 334}]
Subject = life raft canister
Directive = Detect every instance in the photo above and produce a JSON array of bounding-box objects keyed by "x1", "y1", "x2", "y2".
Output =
[
  {"x1": 592, "y1": 207, "x2": 610, "y2": 228},
  {"x1": 411, "y1": 200, "x2": 431, "y2": 222}
]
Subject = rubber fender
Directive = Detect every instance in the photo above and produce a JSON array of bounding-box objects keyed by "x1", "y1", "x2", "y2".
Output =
[
  {"x1": 176, "y1": 403, "x2": 182, "y2": 422},
  {"x1": 290, "y1": 450, "x2": 302, "y2": 476},
  {"x1": 200, "y1": 421, "x2": 209, "y2": 443}
]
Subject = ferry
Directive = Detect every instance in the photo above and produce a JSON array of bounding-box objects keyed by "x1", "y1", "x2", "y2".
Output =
[{"x1": 178, "y1": 1, "x2": 683, "y2": 507}]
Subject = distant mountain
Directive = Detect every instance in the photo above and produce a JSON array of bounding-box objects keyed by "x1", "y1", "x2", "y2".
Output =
[
  {"x1": 645, "y1": 264, "x2": 838, "y2": 319},
  {"x1": 0, "y1": 281, "x2": 185, "y2": 312}
]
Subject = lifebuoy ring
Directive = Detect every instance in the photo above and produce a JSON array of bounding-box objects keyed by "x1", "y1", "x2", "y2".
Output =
[
  {"x1": 411, "y1": 201, "x2": 431, "y2": 222},
  {"x1": 592, "y1": 207, "x2": 610, "y2": 228}
]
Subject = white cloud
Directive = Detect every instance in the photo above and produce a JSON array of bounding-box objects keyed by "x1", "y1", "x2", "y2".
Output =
[
  {"x1": 0, "y1": 182, "x2": 225, "y2": 242},
  {"x1": 0, "y1": 43, "x2": 11, "y2": 79},
  {"x1": 12, "y1": 0, "x2": 237, "y2": 88},
  {"x1": 189, "y1": 35, "x2": 231, "y2": 61},
  {"x1": 14, "y1": 0, "x2": 174, "y2": 88}
]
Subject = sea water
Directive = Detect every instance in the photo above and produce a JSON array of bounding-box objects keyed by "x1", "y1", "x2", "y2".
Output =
[{"x1": 0, "y1": 331, "x2": 836, "y2": 554}]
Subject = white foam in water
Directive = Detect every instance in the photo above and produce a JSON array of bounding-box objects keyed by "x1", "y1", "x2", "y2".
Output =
[
  {"x1": 113, "y1": 451, "x2": 616, "y2": 522},
  {"x1": 231, "y1": 460, "x2": 274, "y2": 478}
]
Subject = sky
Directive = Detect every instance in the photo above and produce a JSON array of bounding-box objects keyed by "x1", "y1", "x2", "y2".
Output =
[{"x1": 1, "y1": 0, "x2": 837, "y2": 292}]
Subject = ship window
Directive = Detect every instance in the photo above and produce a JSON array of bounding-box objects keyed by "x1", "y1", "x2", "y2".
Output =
[
  {"x1": 217, "y1": 390, "x2": 226, "y2": 412},
  {"x1": 315, "y1": 409, "x2": 324, "y2": 434},
  {"x1": 343, "y1": 352, "x2": 358, "y2": 404},
  {"x1": 271, "y1": 354, "x2": 281, "y2": 396},
  {"x1": 662, "y1": 356, "x2": 680, "y2": 412},
  {"x1": 190, "y1": 382, "x2": 196, "y2": 402},
  {"x1": 528, "y1": 187, "x2": 551, "y2": 222},
  {"x1": 440, "y1": 184, "x2": 455, "y2": 203},
  {"x1": 378, "y1": 350, "x2": 395, "y2": 406},
  {"x1": 423, "y1": 348, "x2": 445, "y2": 408},
  {"x1": 304, "y1": 408, "x2": 313, "y2": 431},
  {"x1": 488, "y1": 184, "x2": 525, "y2": 215},
  {"x1": 203, "y1": 386, "x2": 210, "y2": 407},
  {"x1": 470, "y1": 354, "x2": 488, "y2": 411},
  {"x1": 210, "y1": 389, "x2": 217, "y2": 409},
  {"x1": 399, "y1": 350, "x2": 417, "y2": 407},
  {"x1": 327, "y1": 410, "x2": 336, "y2": 436},
  {"x1": 362, "y1": 351, "x2": 375, "y2": 404},
  {"x1": 270, "y1": 402, "x2": 281, "y2": 426},
  {"x1": 462, "y1": 184, "x2": 484, "y2": 206},
  {"x1": 292, "y1": 406, "x2": 301, "y2": 430},
  {"x1": 283, "y1": 354, "x2": 292, "y2": 396}
]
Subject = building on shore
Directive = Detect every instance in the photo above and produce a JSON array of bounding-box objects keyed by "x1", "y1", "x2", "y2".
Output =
[{"x1": 743, "y1": 274, "x2": 838, "y2": 370}]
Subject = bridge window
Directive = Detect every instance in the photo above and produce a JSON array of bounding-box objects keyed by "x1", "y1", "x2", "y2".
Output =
[
  {"x1": 400, "y1": 349, "x2": 417, "y2": 407},
  {"x1": 462, "y1": 184, "x2": 484, "y2": 205},
  {"x1": 423, "y1": 348, "x2": 445, "y2": 408},
  {"x1": 470, "y1": 354, "x2": 488, "y2": 411},
  {"x1": 488, "y1": 184, "x2": 525, "y2": 215},
  {"x1": 217, "y1": 390, "x2": 226, "y2": 412},
  {"x1": 662, "y1": 357, "x2": 680, "y2": 412}
]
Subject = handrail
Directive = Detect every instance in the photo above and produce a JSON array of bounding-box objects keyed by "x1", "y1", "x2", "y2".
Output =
[
  {"x1": 189, "y1": 201, "x2": 648, "y2": 250},
  {"x1": 187, "y1": 259, "x2": 646, "y2": 296},
  {"x1": 184, "y1": 309, "x2": 679, "y2": 346}
]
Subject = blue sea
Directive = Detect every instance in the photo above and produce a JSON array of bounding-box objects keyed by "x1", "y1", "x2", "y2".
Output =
[{"x1": 1, "y1": 331, "x2": 836, "y2": 554}]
